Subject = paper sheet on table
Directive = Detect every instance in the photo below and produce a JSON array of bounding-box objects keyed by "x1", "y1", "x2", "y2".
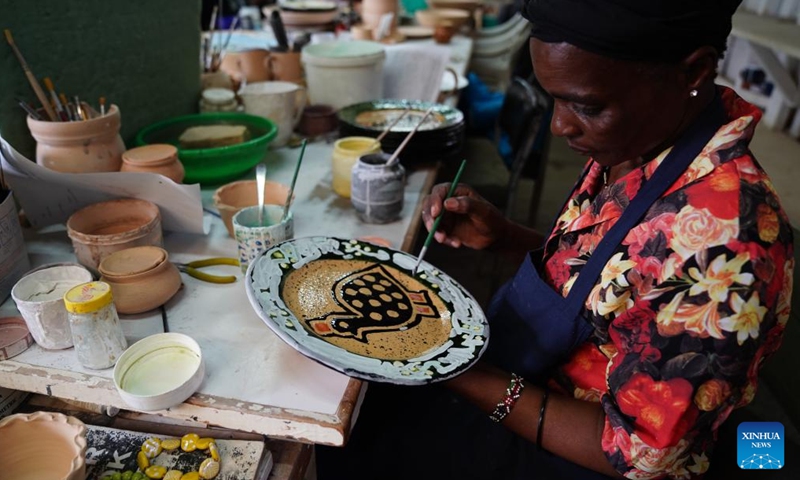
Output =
[
  {"x1": 0, "y1": 137, "x2": 205, "y2": 234},
  {"x1": 382, "y1": 43, "x2": 451, "y2": 102}
]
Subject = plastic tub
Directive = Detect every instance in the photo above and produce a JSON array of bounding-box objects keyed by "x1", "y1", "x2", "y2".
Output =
[
  {"x1": 301, "y1": 41, "x2": 386, "y2": 110},
  {"x1": 114, "y1": 333, "x2": 205, "y2": 411},
  {"x1": 11, "y1": 264, "x2": 94, "y2": 350}
]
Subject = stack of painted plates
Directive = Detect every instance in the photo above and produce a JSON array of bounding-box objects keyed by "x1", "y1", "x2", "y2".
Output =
[
  {"x1": 337, "y1": 100, "x2": 465, "y2": 165},
  {"x1": 272, "y1": 0, "x2": 340, "y2": 32}
]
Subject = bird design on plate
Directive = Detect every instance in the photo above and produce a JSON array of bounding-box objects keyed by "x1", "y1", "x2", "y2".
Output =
[{"x1": 306, "y1": 264, "x2": 439, "y2": 342}]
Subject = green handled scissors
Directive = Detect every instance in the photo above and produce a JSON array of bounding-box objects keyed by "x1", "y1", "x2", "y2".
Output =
[{"x1": 173, "y1": 257, "x2": 239, "y2": 284}]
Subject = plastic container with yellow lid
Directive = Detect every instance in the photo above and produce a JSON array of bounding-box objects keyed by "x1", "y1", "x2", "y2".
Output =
[{"x1": 64, "y1": 281, "x2": 127, "y2": 369}]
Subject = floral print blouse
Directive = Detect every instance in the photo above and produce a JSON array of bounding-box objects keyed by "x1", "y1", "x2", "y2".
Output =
[{"x1": 542, "y1": 88, "x2": 794, "y2": 479}]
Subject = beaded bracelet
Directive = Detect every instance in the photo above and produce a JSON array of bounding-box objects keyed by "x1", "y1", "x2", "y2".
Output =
[
  {"x1": 536, "y1": 386, "x2": 550, "y2": 451},
  {"x1": 489, "y1": 373, "x2": 525, "y2": 423}
]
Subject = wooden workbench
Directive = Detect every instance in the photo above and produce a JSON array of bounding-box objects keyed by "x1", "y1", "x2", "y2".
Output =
[{"x1": 0, "y1": 140, "x2": 438, "y2": 448}]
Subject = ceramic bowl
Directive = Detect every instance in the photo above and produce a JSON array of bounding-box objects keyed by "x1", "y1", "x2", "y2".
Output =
[
  {"x1": 66, "y1": 198, "x2": 163, "y2": 274},
  {"x1": 11, "y1": 264, "x2": 94, "y2": 350},
  {"x1": 213, "y1": 180, "x2": 292, "y2": 238},
  {"x1": 114, "y1": 333, "x2": 205, "y2": 411},
  {"x1": 415, "y1": 8, "x2": 471, "y2": 29},
  {"x1": 98, "y1": 246, "x2": 182, "y2": 315},
  {"x1": 0, "y1": 411, "x2": 87, "y2": 480}
]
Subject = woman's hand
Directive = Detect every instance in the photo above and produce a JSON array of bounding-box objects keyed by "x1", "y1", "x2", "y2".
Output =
[{"x1": 421, "y1": 183, "x2": 508, "y2": 250}]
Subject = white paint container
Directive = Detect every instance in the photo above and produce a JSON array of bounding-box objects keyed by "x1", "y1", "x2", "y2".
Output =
[
  {"x1": 11, "y1": 264, "x2": 94, "y2": 349},
  {"x1": 113, "y1": 333, "x2": 205, "y2": 411},
  {"x1": 301, "y1": 40, "x2": 385, "y2": 110}
]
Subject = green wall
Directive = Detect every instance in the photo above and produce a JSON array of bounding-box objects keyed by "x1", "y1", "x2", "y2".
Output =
[{"x1": 0, "y1": 0, "x2": 201, "y2": 159}]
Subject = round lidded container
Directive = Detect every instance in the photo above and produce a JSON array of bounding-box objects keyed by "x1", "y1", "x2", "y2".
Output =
[
  {"x1": 113, "y1": 332, "x2": 205, "y2": 411},
  {"x1": 121, "y1": 144, "x2": 185, "y2": 183},
  {"x1": 199, "y1": 88, "x2": 239, "y2": 113},
  {"x1": 98, "y1": 246, "x2": 182, "y2": 314},
  {"x1": 63, "y1": 281, "x2": 127, "y2": 369},
  {"x1": 351, "y1": 151, "x2": 405, "y2": 224},
  {"x1": 332, "y1": 136, "x2": 381, "y2": 198}
]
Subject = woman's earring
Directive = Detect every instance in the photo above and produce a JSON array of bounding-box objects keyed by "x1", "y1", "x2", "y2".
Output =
[{"x1": 689, "y1": 89, "x2": 698, "y2": 98}]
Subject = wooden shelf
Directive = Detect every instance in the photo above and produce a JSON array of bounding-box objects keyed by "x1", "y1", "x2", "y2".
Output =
[{"x1": 732, "y1": 11, "x2": 800, "y2": 59}]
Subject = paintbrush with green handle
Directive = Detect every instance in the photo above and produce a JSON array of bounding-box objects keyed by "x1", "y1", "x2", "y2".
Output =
[{"x1": 411, "y1": 159, "x2": 467, "y2": 276}]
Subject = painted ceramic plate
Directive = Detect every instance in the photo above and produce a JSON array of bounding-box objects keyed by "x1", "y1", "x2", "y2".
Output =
[
  {"x1": 338, "y1": 100, "x2": 464, "y2": 133},
  {"x1": 245, "y1": 237, "x2": 489, "y2": 385},
  {"x1": 398, "y1": 25, "x2": 434, "y2": 39}
]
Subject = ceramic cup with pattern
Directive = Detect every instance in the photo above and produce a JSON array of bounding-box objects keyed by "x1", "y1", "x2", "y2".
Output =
[{"x1": 232, "y1": 205, "x2": 294, "y2": 273}]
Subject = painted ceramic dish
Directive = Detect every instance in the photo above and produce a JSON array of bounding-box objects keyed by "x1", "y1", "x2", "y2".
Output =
[
  {"x1": 245, "y1": 236, "x2": 489, "y2": 385},
  {"x1": 337, "y1": 100, "x2": 465, "y2": 166},
  {"x1": 338, "y1": 100, "x2": 463, "y2": 132}
]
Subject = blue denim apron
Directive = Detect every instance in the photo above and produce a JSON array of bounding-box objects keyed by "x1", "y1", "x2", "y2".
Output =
[{"x1": 485, "y1": 95, "x2": 727, "y2": 381}]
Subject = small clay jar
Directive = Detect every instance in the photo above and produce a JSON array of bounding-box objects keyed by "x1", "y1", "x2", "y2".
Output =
[
  {"x1": 297, "y1": 104, "x2": 338, "y2": 137},
  {"x1": 98, "y1": 246, "x2": 182, "y2": 314},
  {"x1": 433, "y1": 21, "x2": 455, "y2": 44},
  {"x1": 27, "y1": 104, "x2": 125, "y2": 173},
  {"x1": 121, "y1": 144, "x2": 185, "y2": 183}
]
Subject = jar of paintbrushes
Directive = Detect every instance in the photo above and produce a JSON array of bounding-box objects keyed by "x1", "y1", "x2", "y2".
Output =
[{"x1": 26, "y1": 102, "x2": 125, "y2": 174}]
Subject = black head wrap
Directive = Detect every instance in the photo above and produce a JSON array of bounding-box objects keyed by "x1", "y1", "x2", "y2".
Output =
[{"x1": 523, "y1": 0, "x2": 743, "y2": 62}]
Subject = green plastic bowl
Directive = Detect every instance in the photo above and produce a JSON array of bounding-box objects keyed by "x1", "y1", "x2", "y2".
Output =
[{"x1": 134, "y1": 112, "x2": 278, "y2": 186}]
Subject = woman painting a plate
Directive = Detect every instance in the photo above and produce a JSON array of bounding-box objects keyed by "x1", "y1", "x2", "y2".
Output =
[{"x1": 317, "y1": 1, "x2": 794, "y2": 478}]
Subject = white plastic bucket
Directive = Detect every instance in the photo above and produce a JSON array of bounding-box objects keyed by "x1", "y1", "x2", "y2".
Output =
[
  {"x1": 11, "y1": 264, "x2": 93, "y2": 349},
  {"x1": 301, "y1": 40, "x2": 386, "y2": 110}
]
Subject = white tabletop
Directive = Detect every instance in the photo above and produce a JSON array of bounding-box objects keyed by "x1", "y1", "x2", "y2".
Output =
[
  {"x1": 732, "y1": 11, "x2": 800, "y2": 59},
  {"x1": 0, "y1": 140, "x2": 437, "y2": 446}
]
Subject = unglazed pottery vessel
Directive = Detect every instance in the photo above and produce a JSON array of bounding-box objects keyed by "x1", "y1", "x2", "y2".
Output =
[
  {"x1": 121, "y1": 144, "x2": 185, "y2": 183},
  {"x1": 27, "y1": 104, "x2": 125, "y2": 173},
  {"x1": 219, "y1": 48, "x2": 272, "y2": 83},
  {"x1": 98, "y1": 246, "x2": 182, "y2": 314},
  {"x1": 213, "y1": 180, "x2": 291, "y2": 237},
  {"x1": 0, "y1": 411, "x2": 87, "y2": 480},
  {"x1": 297, "y1": 104, "x2": 338, "y2": 137},
  {"x1": 66, "y1": 198, "x2": 163, "y2": 273},
  {"x1": 10, "y1": 264, "x2": 94, "y2": 349}
]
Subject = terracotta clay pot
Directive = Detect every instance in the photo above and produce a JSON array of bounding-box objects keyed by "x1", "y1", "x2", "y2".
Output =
[
  {"x1": 66, "y1": 198, "x2": 163, "y2": 273},
  {"x1": 99, "y1": 246, "x2": 182, "y2": 314},
  {"x1": 121, "y1": 144, "x2": 185, "y2": 183},
  {"x1": 0, "y1": 411, "x2": 87, "y2": 480},
  {"x1": 27, "y1": 104, "x2": 125, "y2": 173},
  {"x1": 297, "y1": 104, "x2": 338, "y2": 137},
  {"x1": 213, "y1": 180, "x2": 292, "y2": 237}
]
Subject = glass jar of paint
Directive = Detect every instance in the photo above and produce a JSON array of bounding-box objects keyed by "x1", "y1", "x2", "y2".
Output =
[
  {"x1": 350, "y1": 152, "x2": 405, "y2": 224},
  {"x1": 64, "y1": 281, "x2": 127, "y2": 369}
]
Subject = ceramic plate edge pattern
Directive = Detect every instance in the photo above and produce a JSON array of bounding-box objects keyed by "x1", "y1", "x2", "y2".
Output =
[
  {"x1": 337, "y1": 100, "x2": 464, "y2": 133},
  {"x1": 244, "y1": 236, "x2": 489, "y2": 385}
]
